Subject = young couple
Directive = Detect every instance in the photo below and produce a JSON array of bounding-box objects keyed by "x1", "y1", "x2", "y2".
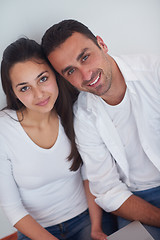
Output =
[{"x1": 0, "y1": 19, "x2": 160, "y2": 240}]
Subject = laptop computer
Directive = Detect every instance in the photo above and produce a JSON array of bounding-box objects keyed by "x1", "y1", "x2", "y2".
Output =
[{"x1": 108, "y1": 221, "x2": 154, "y2": 240}]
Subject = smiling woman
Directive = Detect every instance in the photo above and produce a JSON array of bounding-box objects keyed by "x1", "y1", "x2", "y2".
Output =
[
  {"x1": 0, "y1": 38, "x2": 110, "y2": 240},
  {"x1": 9, "y1": 59, "x2": 59, "y2": 117}
]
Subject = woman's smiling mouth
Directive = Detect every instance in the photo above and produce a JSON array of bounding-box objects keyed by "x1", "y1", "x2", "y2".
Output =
[{"x1": 36, "y1": 97, "x2": 50, "y2": 106}]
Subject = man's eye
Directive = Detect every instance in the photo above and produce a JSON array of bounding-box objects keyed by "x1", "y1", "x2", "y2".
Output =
[
  {"x1": 68, "y1": 69, "x2": 75, "y2": 75},
  {"x1": 40, "y1": 76, "x2": 48, "y2": 82},
  {"x1": 82, "y1": 55, "x2": 89, "y2": 62},
  {"x1": 20, "y1": 86, "x2": 29, "y2": 92}
]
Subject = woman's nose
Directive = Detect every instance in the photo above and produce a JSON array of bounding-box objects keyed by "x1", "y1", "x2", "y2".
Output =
[{"x1": 33, "y1": 87, "x2": 43, "y2": 98}]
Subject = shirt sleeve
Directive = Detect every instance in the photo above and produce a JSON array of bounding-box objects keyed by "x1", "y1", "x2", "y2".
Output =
[
  {"x1": 0, "y1": 141, "x2": 28, "y2": 226},
  {"x1": 74, "y1": 107, "x2": 132, "y2": 212}
]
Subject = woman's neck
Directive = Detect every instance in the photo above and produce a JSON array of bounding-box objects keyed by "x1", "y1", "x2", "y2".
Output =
[
  {"x1": 17, "y1": 108, "x2": 59, "y2": 149},
  {"x1": 17, "y1": 108, "x2": 57, "y2": 128}
]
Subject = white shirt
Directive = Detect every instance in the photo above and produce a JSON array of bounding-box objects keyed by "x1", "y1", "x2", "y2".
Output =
[
  {"x1": 74, "y1": 54, "x2": 160, "y2": 212},
  {"x1": 105, "y1": 88, "x2": 160, "y2": 191},
  {"x1": 0, "y1": 110, "x2": 87, "y2": 227}
]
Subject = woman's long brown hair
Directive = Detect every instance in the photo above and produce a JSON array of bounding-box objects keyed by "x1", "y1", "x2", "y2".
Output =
[{"x1": 1, "y1": 38, "x2": 82, "y2": 171}]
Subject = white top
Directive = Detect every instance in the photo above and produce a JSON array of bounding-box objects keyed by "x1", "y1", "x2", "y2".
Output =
[
  {"x1": 0, "y1": 110, "x2": 87, "y2": 227},
  {"x1": 74, "y1": 54, "x2": 160, "y2": 212},
  {"x1": 105, "y1": 88, "x2": 160, "y2": 191}
]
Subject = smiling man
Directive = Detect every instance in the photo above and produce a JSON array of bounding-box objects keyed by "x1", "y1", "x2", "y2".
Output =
[{"x1": 42, "y1": 19, "x2": 160, "y2": 239}]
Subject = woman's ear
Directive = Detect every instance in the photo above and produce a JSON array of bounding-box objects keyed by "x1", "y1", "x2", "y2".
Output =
[{"x1": 96, "y1": 36, "x2": 108, "y2": 53}]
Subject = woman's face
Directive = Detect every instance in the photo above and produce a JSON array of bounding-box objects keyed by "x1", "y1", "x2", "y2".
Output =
[{"x1": 10, "y1": 59, "x2": 59, "y2": 114}]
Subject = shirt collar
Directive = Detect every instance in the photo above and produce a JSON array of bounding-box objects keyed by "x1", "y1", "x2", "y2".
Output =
[{"x1": 112, "y1": 55, "x2": 138, "y2": 82}]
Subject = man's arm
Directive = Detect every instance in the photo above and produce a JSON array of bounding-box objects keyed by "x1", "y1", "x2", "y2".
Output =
[
  {"x1": 83, "y1": 180, "x2": 108, "y2": 240},
  {"x1": 74, "y1": 94, "x2": 160, "y2": 228},
  {"x1": 112, "y1": 194, "x2": 160, "y2": 227},
  {"x1": 14, "y1": 215, "x2": 59, "y2": 240}
]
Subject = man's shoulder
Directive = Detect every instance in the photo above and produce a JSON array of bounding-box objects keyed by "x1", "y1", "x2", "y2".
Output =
[
  {"x1": 74, "y1": 92, "x2": 91, "y2": 111},
  {"x1": 114, "y1": 54, "x2": 160, "y2": 71},
  {"x1": 73, "y1": 92, "x2": 100, "y2": 118}
]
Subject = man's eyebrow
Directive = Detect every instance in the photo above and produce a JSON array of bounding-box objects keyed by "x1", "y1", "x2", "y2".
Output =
[
  {"x1": 16, "y1": 71, "x2": 48, "y2": 87},
  {"x1": 76, "y1": 48, "x2": 88, "y2": 61},
  {"x1": 61, "y1": 48, "x2": 89, "y2": 75},
  {"x1": 62, "y1": 66, "x2": 72, "y2": 75}
]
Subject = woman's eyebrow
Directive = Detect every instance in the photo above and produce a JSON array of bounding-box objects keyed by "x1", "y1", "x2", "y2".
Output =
[
  {"x1": 36, "y1": 71, "x2": 48, "y2": 79},
  {"x1": 16, "y1": 71, "x2": 48, "y2": 87},
  {"x1": 16, "y1": 82, "x2": 28, "y2": 88}
]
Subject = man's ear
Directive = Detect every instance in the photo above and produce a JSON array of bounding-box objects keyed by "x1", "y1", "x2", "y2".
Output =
[{"x1": 96, "y1": 36, "x2": 108, "y2": 53}]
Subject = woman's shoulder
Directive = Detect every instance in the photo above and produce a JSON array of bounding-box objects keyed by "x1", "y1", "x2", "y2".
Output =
[
  {"x1": 0, "y1": 108, "x2": 16, "y2": 116},
  {"x1": 0, "y1": 109, "x2": 17, "y2": 125}
]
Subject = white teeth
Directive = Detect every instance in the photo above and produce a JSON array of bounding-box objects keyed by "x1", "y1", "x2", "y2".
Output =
[{"x1": 89, "y1": 75, "x2": 100, "y2": 86}]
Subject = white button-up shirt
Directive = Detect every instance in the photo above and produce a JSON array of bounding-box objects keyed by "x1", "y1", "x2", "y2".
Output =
[{"x1": 74, "y1": 54, "x2": 160, "y2": 212}]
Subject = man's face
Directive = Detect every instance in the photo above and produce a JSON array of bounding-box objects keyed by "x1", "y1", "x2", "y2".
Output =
[{"x1": 48, "y1": 32, "x2": 113, "y2": 98}]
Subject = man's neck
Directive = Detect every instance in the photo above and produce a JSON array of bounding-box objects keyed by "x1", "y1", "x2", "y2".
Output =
[{"x1": 102, "y1": 58, "x2": 126, "y2": 105}]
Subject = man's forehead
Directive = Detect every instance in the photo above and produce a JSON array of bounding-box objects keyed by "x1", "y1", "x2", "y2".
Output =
[
  {"x1": 48, "y1": 47, "x2": 73, "y2": 74},
  {"x1": 49, "y1": 44, "x2": 87, "y2": 64},
  {"x1": 48, "y1": 33, "x2": 95, "y2": 72},
  {"x1": 56, "y1": 32, "x2": 93, "y2": 52}
]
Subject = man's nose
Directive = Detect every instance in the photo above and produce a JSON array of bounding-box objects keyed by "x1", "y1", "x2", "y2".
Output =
[{"x1": 80, "y1": 67, "x2": 92, "y2": 81}]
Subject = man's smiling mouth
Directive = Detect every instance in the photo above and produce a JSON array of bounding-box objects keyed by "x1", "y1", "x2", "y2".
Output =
[{"x1": 89, "y1": 73, "x2": 101, "y2": 86}]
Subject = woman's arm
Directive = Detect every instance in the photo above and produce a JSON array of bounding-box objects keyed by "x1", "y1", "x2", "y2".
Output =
[
  {"x1": 0, "y1": 148, "x2": 58, "y2": 240},
  {"x1": 83, "y1": 180, "x2": 108, "y2": 240},
  {"x1": 14, "y1": 215, "x2": 59, "y2": 240}
]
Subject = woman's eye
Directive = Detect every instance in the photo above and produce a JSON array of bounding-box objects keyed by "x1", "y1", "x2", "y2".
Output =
[
  {"x1": 40, "y1": 76, "x2": 48, "y2": 82},
  {"x1": 82, "y1": 55, "x2": 89, "y2": 62},
  {"x1": 68, "y1": 68, "x2": 75, "y2": 75},
  {"x1": 20, "y1": 86, "x2": 29, "y2": 92}
]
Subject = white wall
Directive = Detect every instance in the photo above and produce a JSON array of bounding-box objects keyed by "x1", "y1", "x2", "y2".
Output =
[{"x1": 0, "y1": 0, "x2": 160, "y2": 237}]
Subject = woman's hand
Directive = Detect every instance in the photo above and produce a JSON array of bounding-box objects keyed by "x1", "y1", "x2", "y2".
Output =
[{"x1": 91, "y1": 229, "x2": 108, "y2": 240}]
